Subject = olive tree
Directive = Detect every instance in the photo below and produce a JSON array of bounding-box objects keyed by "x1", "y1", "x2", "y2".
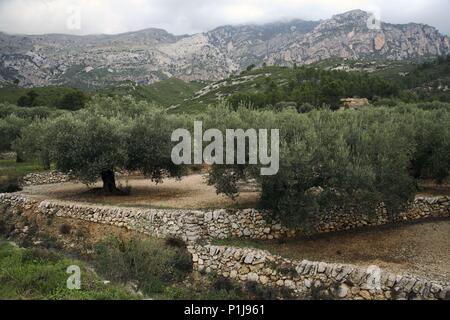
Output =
[
  {"x1": 124, "y1": 112, "x2": 188, "y2": 183},
  {"x1": 13, "y1": 120, "x2": 54, "y2": 169},
  {"x1": 25, "y1": 98, "x2": 189, "y2": 194},
  {"x1": 409, "y1": 108, "x2": 450, "y2": 183},
  {"x1": 206, "y1": 105, "x2": 418, "y2": 227},
  {"x1": 0, "y1": 115, "x2": 28, "y2": 162},
  {"x1": 47, "y1": 112, "x2": 127, "y2": 192}
]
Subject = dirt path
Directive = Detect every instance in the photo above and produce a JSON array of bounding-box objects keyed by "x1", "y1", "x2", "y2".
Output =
[{"x1": 21, "y1": 174, "x2": 259, "y2": 209}]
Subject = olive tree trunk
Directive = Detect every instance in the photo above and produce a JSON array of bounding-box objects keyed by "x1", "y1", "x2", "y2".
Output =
[
  {"x1": 16, "y1": 152, "x2": 24, "y2": 163},
  {"x1": 101, "y1": 170, "x2": 118, "y2": 193},
  {"x1": 42, "y1": 152, "x2": 51, "y2": 170}
]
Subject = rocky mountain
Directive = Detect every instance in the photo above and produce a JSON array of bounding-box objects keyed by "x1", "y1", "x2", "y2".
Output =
[{"x1": 0, "y1": 10, "x2": 449, "y2": 88}]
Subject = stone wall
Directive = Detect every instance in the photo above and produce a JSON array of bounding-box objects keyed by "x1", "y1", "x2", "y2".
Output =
[
  {"x1": 21, "y1": 171, "x2": 71, "y2": 186},
  {"x1": 188, "y1": 244, "x2": 450, "y2": 300},
  {"x1": 0, "y1": 194, "x2": 291, "y2": 242},
  {"x1": 1, "y1": 192, "x2": 449, "y2": 300},
  {"x1": 0, "y1": 152, "x2": 15, "y2": 160},
  {"x1": 0, "y1": 193, "x2": 449, "y2": 241},
  {"x1": 311, "y1": 196, "x2": 450, "y2": 234}
]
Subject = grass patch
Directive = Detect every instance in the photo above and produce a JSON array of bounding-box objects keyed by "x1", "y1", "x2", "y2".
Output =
[
  {"x1": 0, "y1": 159, "x2": 46, "y2": 178},
  {"x1": 92, "y1": 236, "x2": 193, "y2": 296},
  {"x1": 0, "y1": 240, "x2": 137, "y2": 300},
  {"x1": 0, "y1": 86, "x2": 85, "y2": 108}
]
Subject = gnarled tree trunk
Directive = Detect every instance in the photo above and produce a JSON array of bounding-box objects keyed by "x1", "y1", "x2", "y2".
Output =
[
  {"x1": 101, "y1": 169, "x2": 118, "y2": 194},
  {"x1": 16, "y1": 152, "x2": 24, "y2": 163},
  {"x1": 42, "y1": 152, "x2": 51, "y2": 170}
]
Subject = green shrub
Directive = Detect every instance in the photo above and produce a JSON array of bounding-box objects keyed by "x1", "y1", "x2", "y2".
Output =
[
  {"x1": 92, "y1": 236, "x2": 192, "y2": 295},
  {"x1": 244, "y1": 281, "x2": 294, "y2": 300},
  {"x1": 164, "y1": 237, "x2": 186, "y2": 249},
  {"x1": 38, "y1": 233, "x2": 63, "y2": 250},
  {"x1": 21, "y1": 247, "x2": 61, "y2": 264},
  {"x1": 0, "y1": 240, "x2": 135, "y2": 299},
  {"x1": 212, "y1": 276, "x2": 236, "y2": 292},
  {"x1": 162, "y1": 274, "x2": 250, "y2": 300}
]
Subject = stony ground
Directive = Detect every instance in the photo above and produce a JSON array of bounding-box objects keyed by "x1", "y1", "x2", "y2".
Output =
[{"x1": 21, "y1": 174, "x2": 259, "y2": 209}]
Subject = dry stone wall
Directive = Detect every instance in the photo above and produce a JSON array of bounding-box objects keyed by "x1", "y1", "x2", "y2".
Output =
[
  {"x1": 0, "y1": 194, "x2": 291, "y2": 242},
  {"x1": 189, "y1": 244, "x2": 450, "y2": 300},
  {"x1": 311, "y1": 196, "x2": 450, "y2": 234},
  {"x1": 0, "y1": 193, "x2": 449, "y2": 241},
  {"x1": 21, "y1": 171, "x2": 71, "y2": 186},
  {"x1": 1, "y1": 192, "x2": 449, "y2": 300}
]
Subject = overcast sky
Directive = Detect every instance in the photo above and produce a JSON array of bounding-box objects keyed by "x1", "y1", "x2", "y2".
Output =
[{"x1": 0, "y1": 0, "x2": 449, "y2": 36}]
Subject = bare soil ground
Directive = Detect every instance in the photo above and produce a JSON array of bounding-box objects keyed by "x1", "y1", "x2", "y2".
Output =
[
  {"x1": 417, "y1": 177, "x2": 450, "y2": 196},
  {"x1": 21, "y1": 174, "x2": 259, "y2": 209},
  {"x1": 221, "y1": 219, "x2": 450, "y2": 283}
]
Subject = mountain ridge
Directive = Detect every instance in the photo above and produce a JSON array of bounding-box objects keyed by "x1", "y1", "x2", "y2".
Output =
[{"x1": 1, "y1": 9, "x2": 449, "y2": 88}]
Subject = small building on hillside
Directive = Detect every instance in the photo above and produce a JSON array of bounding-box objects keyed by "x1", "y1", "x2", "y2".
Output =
[{"x1": 340, "y1": 98, "x2": 370, "y2": 109}]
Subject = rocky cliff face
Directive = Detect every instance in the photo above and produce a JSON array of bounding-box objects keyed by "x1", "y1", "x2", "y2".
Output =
[{"x1": 1, "y1": 10, "x2": 449, "y2": 88}]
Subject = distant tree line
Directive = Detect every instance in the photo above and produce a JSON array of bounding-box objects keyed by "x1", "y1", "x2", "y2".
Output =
[
  {"x1": 228, "y1": 66, "x2": 399, "y2": 111},
  {"x1": 230, "y1": 56, "x2": 450, "y2": 111},
  {"x1": 16, "y1": 88, "x2": 88, "y2": 110}
]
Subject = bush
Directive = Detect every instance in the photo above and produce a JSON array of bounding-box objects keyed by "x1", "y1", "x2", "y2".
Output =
[
  {"x1": 39, "y1": 233, "x2": 63, "y2": 250},
  {"x1": 212, "y1": 277, "x2": 237, "y2": 292},
  {"x1": 58, "y1": 91, "x2": 87, "y2": 111},
  {"x1": 164, "y1": 237, "x2": 186, "y2": 249},
  {"x1": 21, "y1": 247, "x2": 61, "y2": 264},
  {"x1": 0, "y1": 103, "x2": 56, "y2": 120},
  {"x1": 163, "y1": 277, "x2": 247, "y2": 300},
  {"x1": 0, "y1": 241, "x2": 136, "y2": 299},
  {"x1": 244, "y1": 281, "x2": 294, "y2": 300},
  {"x1": 297, "y1": 102, "x2": 315, "y2": 113},
  {"x1": 92, "y1": 236, "x2": 193, "y2": 295}
]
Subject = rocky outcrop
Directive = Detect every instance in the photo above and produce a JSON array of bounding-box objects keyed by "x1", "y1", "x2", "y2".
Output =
[
  {"x1": 1, "y1": 10, "x2": 448, "y2": 87},
  {"x1": 189, "y1": 244, "x2": 450, "y2": 300}
]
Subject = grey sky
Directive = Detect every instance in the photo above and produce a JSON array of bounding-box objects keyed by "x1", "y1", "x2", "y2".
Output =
[{"x1": 0, "y1": 0, "x2": 449, "y2": 36}]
